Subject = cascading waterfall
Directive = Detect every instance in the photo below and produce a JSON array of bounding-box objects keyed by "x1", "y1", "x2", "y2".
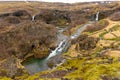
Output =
[
  {"x1": 23, "y1": 22, "x2": 92, "y2": 74},
  {"x1": 32, "y1": 15, "x2": 35, "y2": 21},
  {"x1": 47, "y1": 24, "x2": 91, "y2": 60},
  {"x1": 95, "y1": 11, "x2": 99, "y2": 21},
  {"x1": 46, "y1": 40, "x2": 66, "y2": 60},
  {"x1": 70, "y1": 23, "x2": 91, "y2": 39}
]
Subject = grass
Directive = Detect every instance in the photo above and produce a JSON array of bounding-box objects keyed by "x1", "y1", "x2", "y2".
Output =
[
  {"x1": 106, "y1": 37, "x2": 120, "y2": 41},
  {"x1": 71, "y1": 24, "x2": 82, "y2": 35},
  {"x1": 85, "y1": 20, "x2": 109, "y2": 33},
  {"x1": 0, "y1": 77, "x2": 12, "y2": 80},
  {"x1": 14, "y1": 21, "x2": 120, "y2": 80},
  {"x1": 99, "y1": 25, "x2": 120, "y2": 39},
  {"x1": 109, "y1": 25, "x2": 120, "y2": 31},
  {"x1": 62, "y1": 57, "x2": 120, "y2": 80},
  {"x1": 0, "y1": 2, "x2": 120, "y2": 80},
  {"x1": 99, "y1": 31, "x2": 108, "y2": 38},
  {"x1": 57, "y1": 18, "x2": 68, "y2": 26}
]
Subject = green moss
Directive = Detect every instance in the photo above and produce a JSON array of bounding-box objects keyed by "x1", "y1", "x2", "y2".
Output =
[
  {"x1": 15, "y1": 74, "x2": 29, "y2": 80},
  {"x1": 71, "y1": 24, "x2": 82, "y2": 35},
  {"x1": 63, "y1": 57, "x2": 120, "y2": 80},
  {"x1": 110, "y1": 25, "x2": 120, "y2": 31},
  {"x1": 57, "y1": 18, "x2": 68, "y2": 26},
  {"x1": 106, "y1": 37, "x2": 120, "y2": 41},
  {"x1": 99, "y1": 31, "x2": 108, "y2": 38},
  {"x1": 98, "y1": 20, "x2": 107, "y2": 27},
  {"x1": 0, "y1": 77, "x2": 12, "y2": 80}
]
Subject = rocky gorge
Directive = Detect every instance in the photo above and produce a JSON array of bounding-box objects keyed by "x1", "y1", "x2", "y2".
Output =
[{"x1": 0, "y1": 1, "x2": 120, "y2": 80}]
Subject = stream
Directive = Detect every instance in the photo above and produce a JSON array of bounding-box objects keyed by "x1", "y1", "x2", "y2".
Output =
[
  {"x1": 23, "y1": 12, "x2": 99, "y2": 74},
  {"x1": 23, "y1": 22, "x2": 91, "y2": 74}
]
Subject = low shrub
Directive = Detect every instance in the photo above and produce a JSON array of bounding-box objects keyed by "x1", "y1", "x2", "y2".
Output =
[
  {"x1": 85, "y1": 20, "x2": 109, "y2": 32},
  {"x1": 110, "y1": 12, "x2": 120, "y2": 21}
]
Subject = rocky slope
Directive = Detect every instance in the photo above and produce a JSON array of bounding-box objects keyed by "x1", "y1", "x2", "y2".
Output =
[{"x1": 0, "y1": 1, "x2": 120, "y2": 80}]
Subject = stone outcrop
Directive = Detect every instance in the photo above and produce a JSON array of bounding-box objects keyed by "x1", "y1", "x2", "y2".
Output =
[
  {"x1": 0, "y1": 10, "x2": 31, "y2": 21},
  {"x1": 12, "y1": 10, "x2": 32, "y2": 20},
  {"x1": 35, "y1": 9, "x2": 71, "y2": 26}
]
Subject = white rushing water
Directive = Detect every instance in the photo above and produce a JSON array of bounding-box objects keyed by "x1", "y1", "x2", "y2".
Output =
[
  {"x1": 47, "y1": 23, "x2": 92, "y2": 60},
  {"x1": 46, "y1": 40, "x2": 66, "y2": 60},
  {"x1": 70, "y1": 23, "x2": 91, "y2": 39},
  {"x1": 24, "y1": 22, "x2": 92, "y2": 74},
  {"x1": 95, "y1": 11, "x2": 99, "y2": 21},
  {"x1": 32, "y1": 15, "x2": 35, "y2": 21}
]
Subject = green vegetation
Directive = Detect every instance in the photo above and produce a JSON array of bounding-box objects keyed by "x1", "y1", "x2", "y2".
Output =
[
  {"x1": 98, "y1": 20, "x2": 108, "y2": 27},
  {"x1": 106, "y1": 37, "x2": 120, "y2": 41},
  {"x1": 99, "y1": 31, "x2": 108, "y2": 38},
  {"x1": 99, "y1": 25, "x2": 120, "y2": 41},
  {"x1": 0, "y1": 1, "x2": 120, "y2": 80},
  {"x1": 57, "y1": 56, "x2": 120, "y2": 80},
  {"x1": 85, "y1": 20, "x2": 109, "y2": 33},
  {"x1": 109, "y1": 25, "x2": 120, "y2": 31},
  {"x1": 0, "y1": 77, "x2": 12, "y2": 80},
  {"x1": 57, "y1": 18, "x2": 68, "y2": 26}
]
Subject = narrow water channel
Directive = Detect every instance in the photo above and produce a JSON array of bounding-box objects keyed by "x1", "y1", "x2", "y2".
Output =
[{"x1": 23, "y1": 21, "x2": 93, "y2": 74}]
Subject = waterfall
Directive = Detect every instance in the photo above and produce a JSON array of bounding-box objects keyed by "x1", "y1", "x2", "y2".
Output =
[
  {"x1": 24, "y1": 22, "x2": 93, "y2": 74},
  {"x1": 95, "y1": 12, "x2": 99, "y2": 21},
  {"x1": 46, "y1": 40, "x2": 66, "y2": 60},
  {"x1": 32, "y1": 15, "x2": 35, "y2": 21},
  {"x1": 70, "y1": 24, "x2": 89, "y2": 39}
]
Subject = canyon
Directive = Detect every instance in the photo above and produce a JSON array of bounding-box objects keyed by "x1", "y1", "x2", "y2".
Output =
[{"x1": 0, "y1": 1, "x2": 120, "y2": 80}]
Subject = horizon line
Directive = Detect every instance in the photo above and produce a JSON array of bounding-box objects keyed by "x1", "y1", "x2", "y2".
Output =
[{"x1": 0, "y1": 0, "x2": 119, "y2": 3}]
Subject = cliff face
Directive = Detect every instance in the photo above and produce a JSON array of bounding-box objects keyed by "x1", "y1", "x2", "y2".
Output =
[{"x1": 0, "y1": 1, "x2": 120, "y2": 79}]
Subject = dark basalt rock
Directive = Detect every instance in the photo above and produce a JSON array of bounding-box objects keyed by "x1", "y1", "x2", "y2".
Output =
[
  {"x1": 0, "y1": 13, "x2": 11, "y2": 19},
  {"x1": 35, "y1": 9, "x2": 71, "y2": 26},
  {"x1": 0, "y1": 10, "x2": 32, "y2": 21},
  {"x1": 47, "y1": 54, "x2": 65, "y2": 68},
  {"x1": 12, "y1": 10, "x2": 32, "y2": 20}
]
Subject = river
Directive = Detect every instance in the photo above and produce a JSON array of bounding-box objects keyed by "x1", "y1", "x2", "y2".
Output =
[
  {"x1": 23, "y1": 22, "x2": 92, "y2": 74},
  {"x1": 23, "y1": 11, "x2": 100, "y2": 74}
]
